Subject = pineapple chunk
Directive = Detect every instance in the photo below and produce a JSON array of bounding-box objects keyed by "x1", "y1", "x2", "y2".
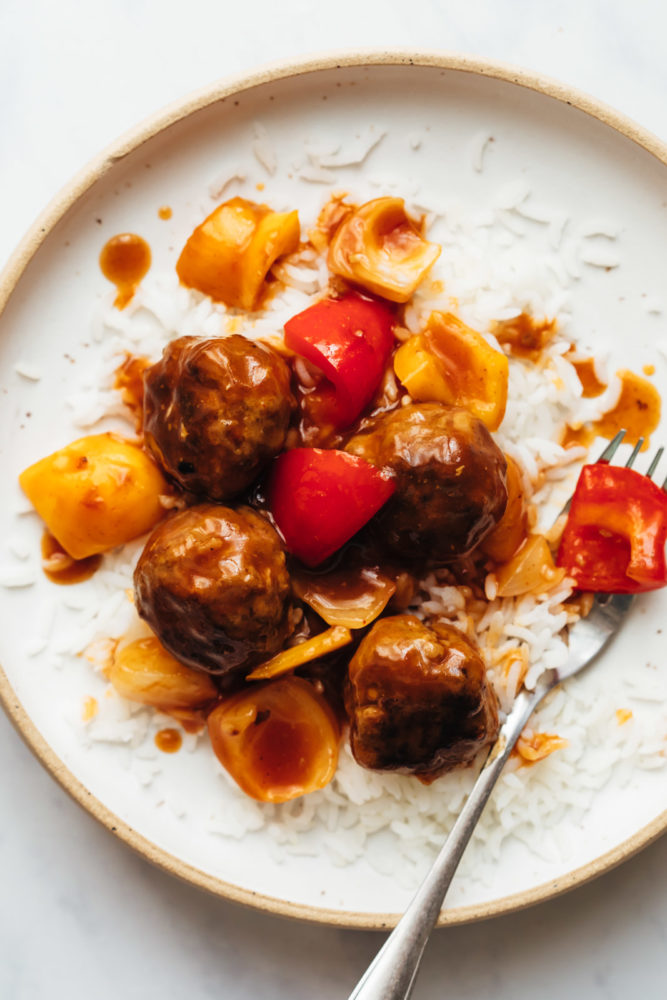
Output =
[
  {"x1": 19, "y1": 433, "x2": 168, "y2": 559},
  {"x1": 394, "y1": 312, "x2": 509, "y2": 431},
  {"x1": 176, "y1": 196, "x2": 300, "y2": 309}
]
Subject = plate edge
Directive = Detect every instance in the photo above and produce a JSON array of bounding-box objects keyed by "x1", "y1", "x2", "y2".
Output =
[
  {"x1": 3, "y1": 666, "x2": 666, "y2": 929},
  {"x1": 2, "y1": 47, "x2": 667, "y2": 314},
  {"x1": 1, "y1": 48, "x2": 666, "y2": 929}
]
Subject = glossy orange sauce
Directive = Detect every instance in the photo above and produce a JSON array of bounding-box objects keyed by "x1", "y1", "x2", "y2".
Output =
[
  {"x1": 41, "y1": 531, "x2": 102, "y2": 584},
  {"x1": 562, "y1": 369, "x2": 661, "y2": 450},
  {"x1": 158, "y1": 206, "x2": 172, "y2": 220},
  {"x1": 493, "y1": 313, "x2": 557, "y2": 362},
  {"x1": 570, "y1": 357, "x2": 607, "y2": 398},
  {"x1": 155, "y1": 727, "x2": 182, "y2": 753},
  {"x1": 307, "y1": 193, "x2": 355, "y2": 253},
  {"x1": 113, "y1": 353, "x2": 151, "y2": 429},
  {"x1": 100, "y1": 233, "x2": 151, "y2": 308},
  {"x1": 251, "y1": 717, "x2": 316, "y2": 788},
  {"x1": 294, "y1": 385, "x2": 344, "y2": 449},
  {"x1": 295, "y1": 566, "x2": 392, "y2": 604},
  {"x1": 293, "y1": 566, "x2": 397, "y2": 629}
]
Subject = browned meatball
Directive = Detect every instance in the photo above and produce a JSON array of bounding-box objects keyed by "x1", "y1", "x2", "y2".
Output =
[
  {"x1": 345, "y1": 615, "x2": 499, "y2": 780},
  {"x1": 143, "y1": 335, "x2": 295, "y2": 499},
  {"x1": 134, "y1": 504, "x2": 294, "y2": 678},
  {"x1": 345, "y1": 403, "x2": 507, "y2": 560}
]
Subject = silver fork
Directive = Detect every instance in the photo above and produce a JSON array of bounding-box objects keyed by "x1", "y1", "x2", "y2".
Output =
[{"x1": 348, "y1": 429, "x2": 665, "y2": 1000}]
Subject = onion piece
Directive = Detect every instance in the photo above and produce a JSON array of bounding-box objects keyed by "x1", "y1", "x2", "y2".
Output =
[
  {"x1": 327, "y1": 197, "x2": 440, "y2": 303},
  {"x1": 293, "y1": 566, "x2": 397, "y2": 628},
  {"x1": 481, "y1": 455, "x2": 528, "y2": 562},
  {"x1": 208, "y1": 677, "x2": 339, "y2": 802},
  {"x1": 247, "y1": 625, "x2": 352, "y2": 681},
  {"x1": 495, "y1": 534, "x2": 566, "y2": 598},
  {"x1": 109, "y1": 636, "x2": 218, "y2": 714}
]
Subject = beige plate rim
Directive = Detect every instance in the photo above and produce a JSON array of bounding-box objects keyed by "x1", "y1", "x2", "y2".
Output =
[{"x1": 1, "y1": 49, "x2": 666, "y2": 930}]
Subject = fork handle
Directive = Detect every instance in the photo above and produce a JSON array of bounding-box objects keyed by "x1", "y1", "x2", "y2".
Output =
[{"x1": 347, "y1": 678, "x2": 554, "y2": 1000}]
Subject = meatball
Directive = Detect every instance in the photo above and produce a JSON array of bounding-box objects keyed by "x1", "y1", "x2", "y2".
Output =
[
  {"x1": 134, "y1": 504, "x2": 294, "y2": 678},
  {"x1": 143, "y1": 335, "x2": 295, "y2": 499},
  {"x1": 345, "y1": 615, "x2": 499, "y2": 780},
  {"x1": 345, "y1": 403, "x2": 507, "y2": 560}
]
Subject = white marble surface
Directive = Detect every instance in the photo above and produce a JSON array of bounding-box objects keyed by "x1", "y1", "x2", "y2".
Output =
[{"x1": 1, "y1": 2, "x2": 666, "y2": 998}]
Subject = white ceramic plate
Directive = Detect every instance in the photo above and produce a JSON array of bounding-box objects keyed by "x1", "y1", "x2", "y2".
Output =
[{"x1": 1, "y1": 53, "x2": 666, "y2": 928}]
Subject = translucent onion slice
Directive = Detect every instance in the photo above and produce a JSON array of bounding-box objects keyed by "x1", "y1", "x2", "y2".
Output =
[
  {"x1": 109, "y1": 636, "x2": 218, "y2": 713},
  {"x1": 292, "y1": 566, "x2": 397, "y2": 628},
  {"x1": 481, "y1": 455, "x2": 529, "y2": 562},
  {"x1": 247, "y1": 625, "x2": 352, "y2": 681},
  {"x1": 495, "y1": 534, "x2": 566, "y2": 598},
  {"x1": 327, "y1": 197, "x2": 440, "y2": 303},
  {"x1": 208, "y1": 677, "x2": 339, "y2": 802}
]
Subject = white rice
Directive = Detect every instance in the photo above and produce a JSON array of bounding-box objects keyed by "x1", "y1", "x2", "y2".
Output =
[
  {"x1": 7, "y1": 148, "x2": 667, "y2": 889},
  {"x1": 251, "y1": 121, "x2": 278, "y2": 176},
  {"x1": 13, "y1": 360, "x2": 43, "y2": 381}
]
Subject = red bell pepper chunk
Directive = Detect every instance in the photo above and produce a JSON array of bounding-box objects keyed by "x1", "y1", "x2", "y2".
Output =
[
  {"x1": 557, "y1": 464, "x2": 667, "y2": 593},
  {"x1": 268, "y1": 448, "x2": 395, "y2": 567},
  {"x1": 284, "y1": 292, "x2": 395, "y2": 428}
]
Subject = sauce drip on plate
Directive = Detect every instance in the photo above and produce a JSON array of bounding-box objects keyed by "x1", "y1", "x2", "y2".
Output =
[
  {"x1": 41, "y1": 530, "x2": 102, "y2": 584},
  {"x1": 155, "y1": 727, "x2": 183, "y2": 753},
  {"x1": 562, "y1": 369, "x2": 661, "y2": 450},
  {"x1": 570, "y1": 357, "x2": 607, "y2": 398},
  {"x1": 100, "y1": 233, "x2": 151, "y2": 309}
]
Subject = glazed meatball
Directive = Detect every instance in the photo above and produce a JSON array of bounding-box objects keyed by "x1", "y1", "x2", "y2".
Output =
[
  {"x1": 345, "y1": 615, "x2": 499, "y2": 780},
  {"x1": 143, "y1": 335, "x2": 295, "y2": 499},
  {"x1": 134, "y1": 504, "x2": 294, "y2": 678},
  {"x1": 345, "y1": 403, "x2": 507, "y2": 560}
]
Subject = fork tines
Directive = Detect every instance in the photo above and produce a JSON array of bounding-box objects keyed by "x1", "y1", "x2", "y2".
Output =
[{"x1": 594, "y1": 428, "x2": 666, "y2": 489}]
